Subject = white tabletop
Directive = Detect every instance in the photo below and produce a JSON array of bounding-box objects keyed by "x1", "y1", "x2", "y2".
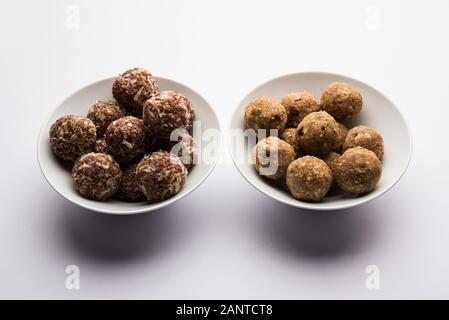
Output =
[{"x1": 1, "y1": 0, "x2": 448, "y2": 299}]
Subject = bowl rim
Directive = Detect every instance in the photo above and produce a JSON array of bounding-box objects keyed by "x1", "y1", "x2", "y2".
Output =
[
  {"x1": 37, "y1": 76, "x2": 222, "y2": 215},
  {"x1": 228, "y1": 71, "x2": 413, "y2": 211}
]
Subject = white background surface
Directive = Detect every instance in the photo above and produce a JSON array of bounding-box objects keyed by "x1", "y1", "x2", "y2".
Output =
[{"x1": 1, "y1": 0, "x2": 448, "y2": 299}]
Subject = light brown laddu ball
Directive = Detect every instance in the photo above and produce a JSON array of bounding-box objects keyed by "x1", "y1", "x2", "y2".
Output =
[
  {"x1": 323, "y1": 151, "x2": 340, "y2": 176},
  {"x1": 335, "y1": 147, "x2": 382, "y2": 194},
  {"x1": 321, "y1": 82, "x2": 363, "y2": 123},
  {"x1": 254, "y1": 136, "x2": 296, "y2": 180},
  {"x1": 333, "y1": 122, "x2": 349, "y2": 153},
  {"x1": 87, "y1": 99, "x2": 125, "y2": 137},
  {"x1": 136, "y1": 151, "x2": 188, "y2": 202},
  {"x1": 343, "y1": 125, "x2": 384, "y2": 159},
  {"x1": 281, "y1": 128, "x2": 303, "y2": 156},
  {"x1": 105, "y1": 116, "x2": 148, "y2": 164},
  {"x1": 297, "y1": 111, "x2": 339, "y2": 156},
  {"x1": 112, "y1": 68, "x2": 160, "y2": 116},
  {"x1": 286, "y1": 156, "x2": 333, "y2": 202},
  {"x1": 244, "y1": 97, "x2": 287, "y2": 135},
  {"x1": 49, "y1": 115, "x2": 96, "y2": 161},
  {"x1": 72, "y1": 153, "x2": 122, "y2": 201},
  {"x1": 323, "y1": 151, "x2": 341, "y2": 190},
  {"x1": 281, "y1": 92, "x2": 320, "y2": 128}
]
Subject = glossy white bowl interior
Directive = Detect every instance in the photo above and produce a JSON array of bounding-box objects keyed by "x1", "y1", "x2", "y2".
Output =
[
  {"x1": 38, "y1": 77, "x2": 221, "y2": 215},
  {"x1": 229, "y1": 72, "x2": 412, "y2": 211}
]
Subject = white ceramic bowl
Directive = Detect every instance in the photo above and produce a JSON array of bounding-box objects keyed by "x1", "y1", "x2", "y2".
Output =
[
  {"x1": 38, "y1": 77, "x2": 221, "y2": 215},
  {"x1": 229, "y1": 72, "x2": 412, "y2": 211}
]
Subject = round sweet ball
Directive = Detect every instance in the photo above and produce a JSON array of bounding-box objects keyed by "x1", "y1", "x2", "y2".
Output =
[
  {"x1": 323, "y1": 151, "x2": 340, "y2": 176},
  {"x1": 297, "y1": 111, "x2": 339, "y2": 156},
  {"x1": 72, "y1": 153, "x2": 122, "y2": 201},
  {"x1": 167, "y1": 132, "x2": 198, "y2": 170},
  {"x1": 321, "y1": 82, "x2": 363, "y2": 123},
  {"x1": 281, "y1": 92, "x2": 320, "y2": 128},
  {"x1": 286, "y1": 156, "x2": 332, "y2": 202},
  {"x1": 117, "y1": 163, "x2": 145, "y2": 202},
  {"x1": 334, "y1": 122, "x2": 349, "y2": 152},
  {"x1": 343, "y1": 125, "x2": 384, "y2": 159},
  {"x1": 281, "y1": 128, "x2": 303, "y2": 156},
  {"x1": 105, "y1": 116, "x2": 148, "y2": 164},
  {"x1": 254, "y1": 136, "x2": 295, "y2": 180},
  {"x1": 323, "y1": 151, "x2": 340, "y2": 190},
  {"x1": 136, "y1": 151, "x2": 188, "y2": 202},
  {"x1": 244, "y1": 97, "x2": 287, "y2": 134},
  {"x1": 49, "y1": 115, "x2": 96, "y2": 161},
  {"x1": 94, "y1": 138, "x2": 108, "y2": 153},
  {"x1": 112, "y1": 67, "x2": 160, "y2": 116},
  {"x1": 335, "y1": 147, "x2": 382, "y2": 194},
  {"x1": 87, "y1": 99, "x2": 125, "y2": 136},
  {"x1": 143, "y1": 91, "x2": 195, "y2": 139}
]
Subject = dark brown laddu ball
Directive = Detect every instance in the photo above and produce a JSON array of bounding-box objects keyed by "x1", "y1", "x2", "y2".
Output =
[
  {"x1": 321, "y1": 82, "x2": 363, "y2": 123},
  {"x1": 94, "y1": 138, "x2": 108, "y2": 154},
  {"x1": 72, "y1": 153, "x2": 122, "y2": 201},
  {"x1": 297, "y1": 111, "x2": 339, "y2": 156},
  {"x1": 117, "y1": 163, "x2": 146, "y2": 202},
  {"x1": 244, "y1": 97, "x2": 287, "y2": 135},
  {"x1": 143, "y1": 91, "x2": 195, "y2": 139},
  {"x1": 135, "y1": 150, "x2": 187, "y2": 202},
  {"x1": 335, "y1": 147, "x2": 382, "y2": 194},
  {"x1": 49, "y1": 115, "x2": 96, "y2": 161},
  {"x1": 164, "y1": 131, "x2": 198, "y2": 170},
  {"x1": 105, "y1": 116, "x2": 148, "y2": 164},
  {"x1": 112, "y1": 68, "x2": 160, "y2": 116},
  {"x1": 87, "y1": 99, "x2": 125, "y2": 136}
]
